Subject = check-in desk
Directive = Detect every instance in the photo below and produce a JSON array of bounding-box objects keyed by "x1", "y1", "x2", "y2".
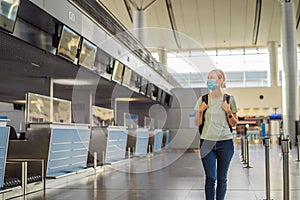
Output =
[
  {"x1": 153, "y1": 129, "x2": 163, "y2": 152},
  {"x1": 126, "y1": 128, "x2": 137, "y2": 154},
  {"x1": 105, "y1": 127, "x2": 128, "y2": 164},
  {"x1": 126, "y1": 128, "x2": 149, "y2": 157},
  {"x1": 162, "y1": 130, "x2": 171, "y2": 149},
  {"x1": 1, "y1": 124, "x2": 45, "y2": 199},
  {"x1": 148, "y1": 130, "x2": 154, "y2": 152},
  {"x1": 0, "y1": 126, "x2": 9, "y2": 189},
  {"x1": 87, "y1": 126, "x2": 108, "y2": 167},
  {"x1": 7, "y1": 123, "x2": 91, "y2": 178},
  {"x1": 148, "y1": 129, "x2": 163, "y2": 153},
  {"x1": 134, "y1": 128, "x2": 149, "y2": 157}
]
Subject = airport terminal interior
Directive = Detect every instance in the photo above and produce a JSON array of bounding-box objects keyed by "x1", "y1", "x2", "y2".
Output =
[{"x1": 1, "y1": 0, "x2": 300, "y2": 199}]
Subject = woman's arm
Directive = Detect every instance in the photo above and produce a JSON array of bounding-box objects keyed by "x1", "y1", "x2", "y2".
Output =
[
  {"x1": 194, "y1": 102, "x2": 207, "y2": 127},
  {"x1": 226, "y1": 112, "x2": 238, "y2": 127},
  {"x1": 222, "y1": 102, "x2": 238, "y2": 127}
]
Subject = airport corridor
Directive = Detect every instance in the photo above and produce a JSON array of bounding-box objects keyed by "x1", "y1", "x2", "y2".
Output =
[{"x1": 13, "y1": 143, "x2": 300, "y2": 200}]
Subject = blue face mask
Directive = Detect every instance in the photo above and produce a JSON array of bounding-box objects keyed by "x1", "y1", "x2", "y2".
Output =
[{"x1": 207, "y1": 79, "x2": 218, "y2": 90}]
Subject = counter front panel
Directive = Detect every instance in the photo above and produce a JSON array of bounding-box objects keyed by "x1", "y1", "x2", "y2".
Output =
[
  {"x1": 47, "y1": 127, "x2": 90, "y2": 177},
  {"x1": 153, "y1": 129, "x2": 163, "y2": 152},
  {"x1": 135, "y1": 129, "x2": 149, "y2": 157},
  {"x1": 105, "y1": 127, "x2": 128, "y2": 163},
  {"x1": 0, "y1": 127, "x2": 9, "y2": 188}
]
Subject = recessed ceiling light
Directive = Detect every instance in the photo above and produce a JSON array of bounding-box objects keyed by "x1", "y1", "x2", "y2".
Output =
[
  {"x1": 11, "y1": 100, "x2": 26, "y2": 104},
  {"x1": 53, "y1": 79, "x2": 97, "y2": 86},
  {"x1": 115, "y1": 98, "x2": 140, "y2": 102},
  {"x1": 31, "y1": 62, "x2": 41, "y2": 68}
]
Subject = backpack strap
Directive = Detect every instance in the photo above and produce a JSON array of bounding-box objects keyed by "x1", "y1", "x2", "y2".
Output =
[
  {"x1": 198, "y1": 94, "x2": 208, "y2": 135},
  {"x1": 224, "y1": 94, "x2": 233, "y2": 132},
  {"x1": 198, "y1": 94, "x2": 233, "y2": 135}
]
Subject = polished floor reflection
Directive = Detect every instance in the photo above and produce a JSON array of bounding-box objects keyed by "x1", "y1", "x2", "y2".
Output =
[{"x1": 14, "y1": 144, "x2": 300, "y2": 200}]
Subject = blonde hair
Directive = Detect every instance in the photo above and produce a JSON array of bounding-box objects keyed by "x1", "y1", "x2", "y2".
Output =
[{"x1": 210, "y1": 69, "x2": 226, "y2": 88}]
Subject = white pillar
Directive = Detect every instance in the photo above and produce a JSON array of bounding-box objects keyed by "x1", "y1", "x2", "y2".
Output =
[
  {"x1": 267, "y1": 41, "x2": 278, "y2": 87},
  {"x1": 133, "y1": 10, "x2": 146, "y2": 45},
  {"x1": 158, "y1": 48, "x2": 168, "y2": 66},
  {"x1": 281, "y1": 0, "x2": 299, "y2": 143}
]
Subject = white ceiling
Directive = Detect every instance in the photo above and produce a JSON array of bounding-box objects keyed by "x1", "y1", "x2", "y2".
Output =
[{"x1": 99, "y1": 0, "x2": 300, "y2": 50}]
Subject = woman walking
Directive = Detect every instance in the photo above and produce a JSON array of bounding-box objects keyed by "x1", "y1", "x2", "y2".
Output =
[{"x1": 194, "y1": 69, "x2": 238, "y2": 200}]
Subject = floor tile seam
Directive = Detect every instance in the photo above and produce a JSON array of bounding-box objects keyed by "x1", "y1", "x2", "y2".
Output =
[
  {"x1": 240, "y1": 166, "x2": 260, "y2": 199},
  {"x1": 46, "y1": 187, "x2": 203, "y2": 191}
]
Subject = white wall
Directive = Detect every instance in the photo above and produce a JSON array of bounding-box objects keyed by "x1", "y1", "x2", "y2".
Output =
[{"x1": 226, "y1": 86, "x2": 288, "y2": 117}]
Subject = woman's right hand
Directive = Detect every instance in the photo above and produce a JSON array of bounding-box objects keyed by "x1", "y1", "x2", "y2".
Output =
[{"x1": 198, "y1": 102, "x2": 208, "y2": 113}]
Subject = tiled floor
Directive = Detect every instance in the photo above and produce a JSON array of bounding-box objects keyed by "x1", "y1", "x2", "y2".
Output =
[{"x1": 16, "y1": 144, "x2": 300, "y2": 199}]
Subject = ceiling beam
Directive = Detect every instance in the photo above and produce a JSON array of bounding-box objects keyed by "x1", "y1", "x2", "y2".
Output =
[
  {"x1": 124, "y1": 0, "x2": 133, "y2": 22},
  {"x1": 128, "y1": 0, "x2": 139, "y2": 10},
  {"x1": 143, "y1": 0, "x2": 158, "y2": 11},
  {"x1": 296, "y1": 0, "x2": 300, "y2": 29},
  {"x1": 252, "y1": 0, "x2": 262, "y2": 45},
  {"x1": 166, "y1": 0, "x2": 181, "y2": 48}
]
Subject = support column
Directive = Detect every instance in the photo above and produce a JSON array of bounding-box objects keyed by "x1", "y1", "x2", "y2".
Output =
[
  {"x1": 281, "y1": 0, "x2": 299, "y2": 143},
  {"x1": 158, "y1": 48, "x2": 168, "y2": 67},
  {"x1": 49, "y1": 78, "x2": 54, "y2": 122},
  {"x1": 267, "y1": 41, "x2": 278, "y2": 87},
  {"x1": 133, "y1": 10, "x2": 146, "y2": 45}
]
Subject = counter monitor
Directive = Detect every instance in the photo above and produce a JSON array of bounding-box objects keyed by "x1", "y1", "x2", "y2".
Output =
[
  {"x1": 122, "y1": 66, "x2": 132, "y2": 88},
  {"x1": 57, "y1": 25, "x2": 81, "y2": 63},
  {"x1": 0, "y1": 0, "x2": 20, "y2": 33},
  {"x1": 79, "y1": 38, "x2": 97, "y2": 70},
  {"x1": 139, "y1": 77, "x2": 148, "y2": 95},
  {"x1": 111, "y1": 60, "x2": 124, "y2": 84}
]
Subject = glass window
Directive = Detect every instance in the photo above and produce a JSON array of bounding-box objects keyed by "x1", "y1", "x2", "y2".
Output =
[{"x1": 160, "y1": 48, "x2": 270, "y2": 88}]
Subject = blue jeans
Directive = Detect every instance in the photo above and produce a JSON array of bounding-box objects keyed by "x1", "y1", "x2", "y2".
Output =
[{"x1": 200, "y1": 139, "x2": 234, "y2": 200}]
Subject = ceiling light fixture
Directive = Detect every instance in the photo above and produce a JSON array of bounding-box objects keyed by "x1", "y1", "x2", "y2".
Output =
[
  {"x1": 31, "y1": 62, "x2": 41, "y2": 68},
  {"x1": 53, "y1": 79, "x2": 98, "y2": 86}
]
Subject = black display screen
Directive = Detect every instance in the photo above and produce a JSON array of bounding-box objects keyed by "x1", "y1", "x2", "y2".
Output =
[
  {"x1": 0, "y1": 0, "x2": 20, "y2": 33},
  {"x1": 160, "y1": 91, "x2": 166, "y2": 104},
  {"x1": 122, "y1": 66, "x2": 132, "y2": 87},
  {"x1": 79, "y1": 38, "x2": 97, "y2": 70},
  {"x1": 157, "y1": 88, "x2": 162, "y2": 102},
  {"x1": 151, "y1": 85, "x2": 158, "y2": 101},
  {"x1": 145, "y1": 83, "x2": 152, "y2": 97},
  {"x1": 139, "y1": 77, "x2": 148, "y2": 95},
  {"x1": 111, "y1": 60, "x2": 124, "y2": 83},
  {"x1": 165, "y1": 93, "x2": 172, "y2": 106},
  {"x1": 57, "y1": 26, "x2": 81, "y2": 63}
]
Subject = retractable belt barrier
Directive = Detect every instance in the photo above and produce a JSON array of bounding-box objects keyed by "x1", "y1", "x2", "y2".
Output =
[
  {"x1": 243, "y1": 135, "x2": 252, "y2": 168},
  {"x1": 296, "y1": 135, "x2": 300, "y2": 162},
  {"x1": 263, "y1": 137, "x2": 272, "y2": 200},
  {"x1": 282, "y1": 139, "x2": 290, "y2": 200}
]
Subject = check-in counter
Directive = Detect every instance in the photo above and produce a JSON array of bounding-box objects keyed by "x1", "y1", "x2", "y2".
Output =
[
  {"x1": 7, "y1": 123, "x2": 91, "y2": 178},
  {"x1": 134, "y1": 128, "x2": 149, "y2": 157},
  {"x1": 148, "y1": 129, "x2": 164, "y2": 153},
  {"x1": 153, "y1": 129, "x2": 163, "y2": 152},
  {"x1": 0, "y1": 123, "x2": 45, "y2": 199},
  {"x1": 162, "y1": 130, "x2": 171, "y2": 149},
  {"x1": 126, "y1": 129, "x2": 137, "y2": 153},
  {"x1": 126, "y1": 128, "x2": 149, "y2": 157},
  {"x1": 105, "y1": 126, "x2": 128, "y2": 164},
  {"x1": 87, "y1": 127, "x2": 108, "y2": 167},
  {"x1": 0, "y1": 126, "x2": 10, "y2": 188},
  {"x1": 148, "y1": 130, "x2": 154, "y2": 152}
]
